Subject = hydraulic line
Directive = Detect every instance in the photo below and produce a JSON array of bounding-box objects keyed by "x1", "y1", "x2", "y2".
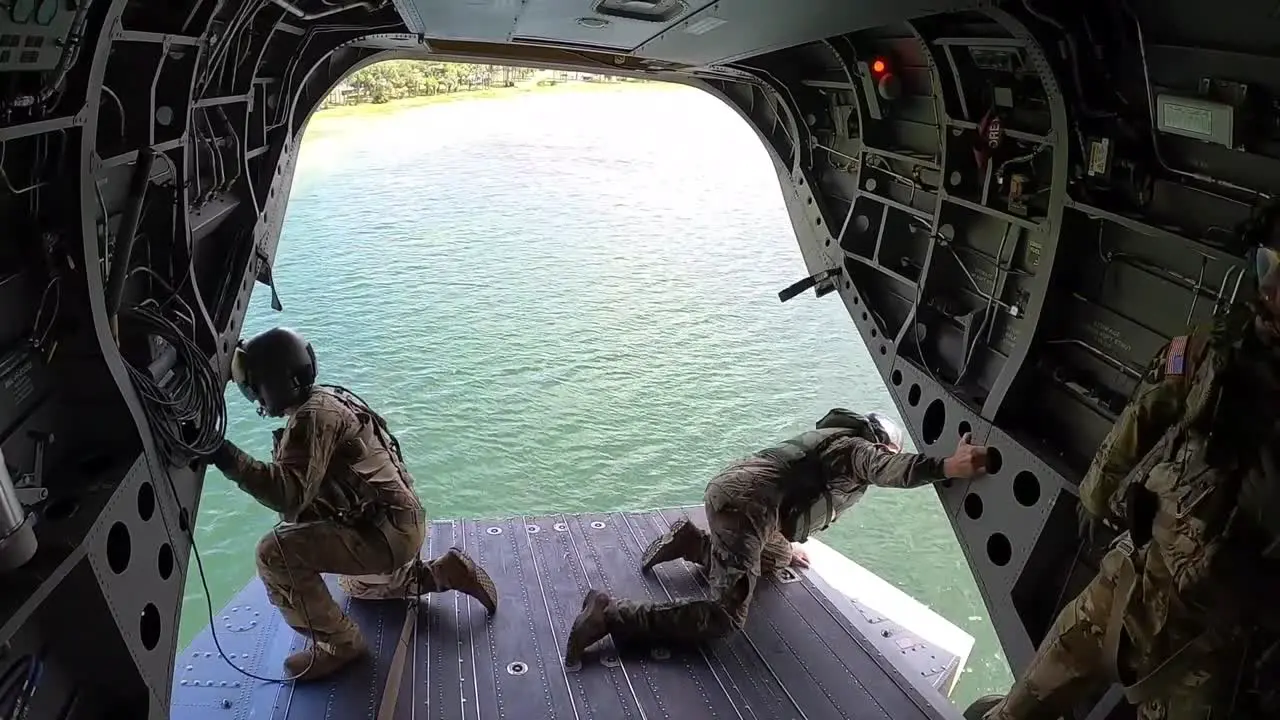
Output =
[
  {"x1": 269, "y1": 0, "x2": 377, "y2": 20},
  {"x1": 105, "y1": 150, "x2": 157, "y2": 335}
]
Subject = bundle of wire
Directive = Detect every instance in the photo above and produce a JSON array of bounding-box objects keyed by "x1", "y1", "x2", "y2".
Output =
[{"x1": 119, "y1": 302, "x2": 227, "y2": 467}]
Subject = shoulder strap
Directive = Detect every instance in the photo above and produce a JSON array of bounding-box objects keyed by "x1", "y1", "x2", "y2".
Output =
[
  {"x1": 318, "y1": 384, "x2": 418, "y2": 502},
  {"x1": 320, "y1": 384, "x2": 406, "y2": 462}
]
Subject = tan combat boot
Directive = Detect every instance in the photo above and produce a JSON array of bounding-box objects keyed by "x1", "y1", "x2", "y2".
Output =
[
  {"x1": 427, "y1": 547, "x2": 498, "y2": 615},
  {"x1": 641, "y1": 518, "x2": 705, "y2": 573},
  {"x1": 564, "y1": 588, "x2": 612, "y2": 666},
  {"x1": 284, "y1": 631, "x2": 369, "y2": 682}
]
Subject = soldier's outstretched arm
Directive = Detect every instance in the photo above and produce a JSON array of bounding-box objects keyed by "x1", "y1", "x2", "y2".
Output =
[
  {"x1": 210, "y1": 408, "x2": 342, "y2": 515},
  {"x1": 820, "y1": 434, "x2": 948, "y2": 491},
  {"x1": 1077, "y1": 330, "x2": 1209, "y2": 522}
]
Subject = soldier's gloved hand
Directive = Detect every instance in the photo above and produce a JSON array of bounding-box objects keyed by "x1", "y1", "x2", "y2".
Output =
[{"x1": 199, "y1": 439, "x2": 234, "y2": 472}]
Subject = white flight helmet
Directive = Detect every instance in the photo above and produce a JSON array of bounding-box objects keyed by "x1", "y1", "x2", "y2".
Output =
[{"x1": 867, "y1": 412, "x2": 905, "y2": 452}]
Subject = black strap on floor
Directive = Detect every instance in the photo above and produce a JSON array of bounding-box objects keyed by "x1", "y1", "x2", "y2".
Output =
[{"x1": 376, "y1": 602, "x2": 418, "y2": 720}]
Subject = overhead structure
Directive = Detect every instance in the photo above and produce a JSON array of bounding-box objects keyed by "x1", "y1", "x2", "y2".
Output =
[{"x1": 2, "y1": 0, "x2": 1278, "y2": 718}]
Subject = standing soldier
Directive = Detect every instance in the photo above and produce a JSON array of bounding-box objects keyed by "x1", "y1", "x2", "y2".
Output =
[
  {"x1": 209, "y1": 327, "x2": 498, "y2": 681},
  {"x1": 973, "y1": 232, "x2": 1280, "y2": 719},
  {"x1": 563, "y1": 408, "x2": 990, "y2": 664}
]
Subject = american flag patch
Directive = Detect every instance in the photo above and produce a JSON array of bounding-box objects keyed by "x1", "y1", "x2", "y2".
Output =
[{"x1": 1166, "y1": 335, "x2": 1188, "y2": 376}]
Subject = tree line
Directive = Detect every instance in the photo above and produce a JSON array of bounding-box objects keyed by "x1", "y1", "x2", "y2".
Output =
[{"x1": 336, "y1": 62, "x2": 542, "y2": 105}]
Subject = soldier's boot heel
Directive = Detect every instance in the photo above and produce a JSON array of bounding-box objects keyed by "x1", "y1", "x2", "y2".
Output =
[
  {"x1": 432, "y1": 547, "x2": 499, "y2": 616},
  {"x1": 564, "y1": 589, "x2": 612, "y2": 666},
  {"x1": 640, "y1": 519, "x2": 704, "y2": 573},
  {"x1": 284, "y1": 632, "x2": 369, "y2": 682}
]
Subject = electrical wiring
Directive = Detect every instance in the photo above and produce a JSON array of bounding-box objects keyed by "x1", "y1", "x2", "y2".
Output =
[{"x1": 118, "y1": 303, "x2": 227, "y2": 467}]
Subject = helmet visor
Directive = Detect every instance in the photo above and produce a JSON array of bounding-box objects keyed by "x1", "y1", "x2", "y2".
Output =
[
  {"x1": 1258, "y1": 247, "x2": 1280, "y2": 293},
  {"x1": 230, "y1": 344, "x2": 259, "y2": 403}
]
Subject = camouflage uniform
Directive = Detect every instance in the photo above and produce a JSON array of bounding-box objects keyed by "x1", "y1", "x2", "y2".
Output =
[
  {"x1": 564, "y1": 429, "x2": 948, "y2": 663},
  {"x1": 212, "y1": 386, "x2": 497, "y2": 680},
  {"x1": 982, "y1": 304, "x2": 1280, "y2": 720}
]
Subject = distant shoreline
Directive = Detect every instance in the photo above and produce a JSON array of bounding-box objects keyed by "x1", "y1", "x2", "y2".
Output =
[{"x1": 309, "y1": 80, "x2": 682, "y2": 123}]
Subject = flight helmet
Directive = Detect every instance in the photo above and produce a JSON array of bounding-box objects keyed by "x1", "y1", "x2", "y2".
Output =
[
  {"x1": 231, "y1": 327, "x2": 317, "y2": 417},
  {"x1": 815, "y1": 408, "x2": 905, "y2": 452},
  {"x1": 867, "y1": 412, "x2": 905, "y2": 452}
]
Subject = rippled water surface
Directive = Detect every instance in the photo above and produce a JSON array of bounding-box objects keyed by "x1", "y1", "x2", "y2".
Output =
[{"x1": 182, "y1": 83, "x2": 1013, "y2": 706}]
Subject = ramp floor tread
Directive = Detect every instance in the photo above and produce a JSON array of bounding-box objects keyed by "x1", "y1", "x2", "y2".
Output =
[{"x1": 172, "y1": 508, "x2": 956, "y2": 720}]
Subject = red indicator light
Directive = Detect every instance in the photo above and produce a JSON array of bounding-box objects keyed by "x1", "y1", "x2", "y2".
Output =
[{"x1": 871, "y1": 58, "x2": 887, "y2": 74}]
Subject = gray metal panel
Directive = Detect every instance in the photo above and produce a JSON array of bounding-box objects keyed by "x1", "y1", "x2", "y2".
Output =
[
  {"x1": 513, "y1": 0, "x2": 697, "y2": 50},
  {"x1": 634, "y1": 0, "x2": 982, "y2": 66},
  {"x1": 170, "y1": 508, "x2": 964, "y2": 719},
  {"x1": 394, "y1": 0, "x2": 525, "y2": 42}
]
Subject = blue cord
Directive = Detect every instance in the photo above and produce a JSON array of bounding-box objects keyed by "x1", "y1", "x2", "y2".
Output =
[{"x1": 1, "y1": 654, "x2": 42, "y2": 720}]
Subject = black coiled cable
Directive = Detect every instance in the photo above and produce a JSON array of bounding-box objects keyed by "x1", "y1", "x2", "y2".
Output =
[{"x1": 119, "y1": 302, "x2": 227, "y2": 467}]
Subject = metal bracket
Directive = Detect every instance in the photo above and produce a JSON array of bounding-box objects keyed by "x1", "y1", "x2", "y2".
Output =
[
  {"x1": 775, "y1": 567, "x2": 803, "y2": 584},
  {"x1": 14, "y1": 432, "x2": 53, "y2": 509},
  {"x1": 778, "y1": 267, "x2": 842, "y2": 303}
]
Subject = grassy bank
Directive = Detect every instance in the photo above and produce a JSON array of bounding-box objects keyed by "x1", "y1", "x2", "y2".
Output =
[{"x1": 310, "y1": 79, "x2": 681, "y2": 123}]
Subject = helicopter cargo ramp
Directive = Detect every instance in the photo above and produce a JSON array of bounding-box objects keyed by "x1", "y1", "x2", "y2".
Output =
[{"x1": 171, "y1": 506, "x2": 972, "y2": 719}]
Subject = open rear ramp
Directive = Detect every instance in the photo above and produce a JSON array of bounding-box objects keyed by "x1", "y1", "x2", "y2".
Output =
[{"x1": 171, "y1": 508, "x2": 970, "y2": 719}]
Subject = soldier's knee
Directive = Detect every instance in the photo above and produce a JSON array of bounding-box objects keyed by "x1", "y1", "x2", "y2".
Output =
[
  {"x1": 705, "y1": 592, "x2": 752, "y2": 637},
  {"x1": 256, "y1": 531, "x2": 285, "y2": 575},
  {"x1": 701, "y1": 605, "x2": 741, "y2": 638}
]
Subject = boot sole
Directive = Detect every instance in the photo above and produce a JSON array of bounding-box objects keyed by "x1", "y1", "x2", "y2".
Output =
[
  {"x1": 640, "y1": 518, "x2": 692, "y2": 573},
  {"x1": 447, "y1": 548, "x2": 499, "y2": 616},
  {"x1": 565, "y1": 589, "x2": 610, "y2": 665}
]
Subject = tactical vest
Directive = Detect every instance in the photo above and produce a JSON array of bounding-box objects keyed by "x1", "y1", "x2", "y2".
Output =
[
  {"x1": 762, "y1": 426, "x2": 875, "y2": 543},
  {"x1": 298, "y1": 385, "x2": 421, "y2": 525}
]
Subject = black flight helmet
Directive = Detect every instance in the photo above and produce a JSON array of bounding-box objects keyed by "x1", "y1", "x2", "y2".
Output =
[{"x1": 231, "y1": 327, "x2": 317, "y2": 417}]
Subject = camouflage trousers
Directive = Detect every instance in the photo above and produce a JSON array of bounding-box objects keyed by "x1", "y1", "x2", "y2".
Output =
[
  {"x1": 609, "y1": 461, "x2": 794, "y2": 644},
  {"x1": 984, "y1": 539, "x2": 1243, "y2": 720},
  {"x1": 256, "y1": 509, "x2": 444, "y2": 644}
]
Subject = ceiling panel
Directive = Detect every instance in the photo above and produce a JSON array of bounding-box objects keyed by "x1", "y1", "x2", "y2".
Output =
[
  {"x1": 634, "y1": 0, "x2": 983, "y2": 66},
  {"x1": 396, "y1": 0, "x2": 524, "y2": 42},
  {"x1": 512, "y1": 0, "x2": 703, "y2": 51}
]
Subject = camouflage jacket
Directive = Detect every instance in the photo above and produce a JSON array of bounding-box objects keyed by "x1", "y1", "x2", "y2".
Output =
[
  {"x1": 749, "y1": 429, "x2": 948, "y2": 542},
  {"x1": 1081, "y1": 303, "x2": 1280, "y2": 610},
  {"x1": 212, "y1": 387, "x2": 423, "y2": 524}
]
